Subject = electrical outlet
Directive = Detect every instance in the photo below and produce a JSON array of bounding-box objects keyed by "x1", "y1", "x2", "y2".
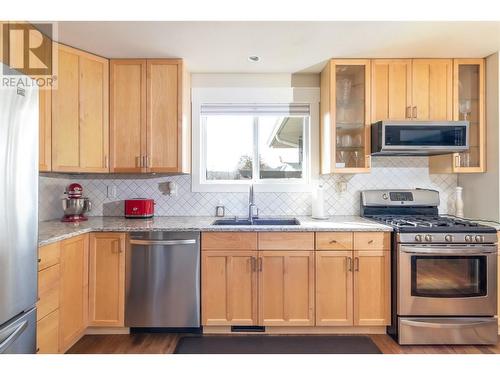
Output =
[
  {"x1": 107, "y1": 185, "x2": 117, "y2": 198},
  {"x1": 337, "y1": 181, "x2": 348, "y2": 193}
]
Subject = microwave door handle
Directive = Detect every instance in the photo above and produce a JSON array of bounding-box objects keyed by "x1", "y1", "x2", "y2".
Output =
[{"x1": 401, "y1": 246, "x2": 496, "y2": 255}]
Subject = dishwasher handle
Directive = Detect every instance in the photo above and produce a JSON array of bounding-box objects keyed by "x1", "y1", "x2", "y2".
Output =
[{"x1": 129, "y1": 239, "x2": 197, "y2": 246}]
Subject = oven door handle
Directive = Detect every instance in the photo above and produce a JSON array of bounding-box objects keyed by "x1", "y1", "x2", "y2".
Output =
[
  {"x1": 401, "y1": 246, "x2": 497, "y2": 255},
  {"x1": 402, "y1": 319, "x2": 494, "y2": 329}
]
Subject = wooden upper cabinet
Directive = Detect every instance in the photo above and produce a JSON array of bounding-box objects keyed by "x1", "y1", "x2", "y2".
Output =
[
  {"x1": 79, "y1": 54, "x2": 109, "y2": 172},
  {"x1": 411, "y1": 59, "x2": 452, "y2": 121},
  {"x1": 39, "y1": 88, "x2": 52, "y2": 172},
  {"x1": 59, "y1": 234, "x2": 89, "y2": 353},
  {"x1": 315, "y1": 251, "x2": 353, "y2": 326},
  {"x1": 52, "y1": 44, "x2": 109, "y2": 173},
  {"x1": 371, "y1": 59, "x2": 452, "y2": 122},
  {"x1": 320, "y1": 59, "x2": 371, "y2": 174},
  {"x1": 371, "y1": 59, "x2": 412, "y2": 121},
  {"x1": 88, "y1": 233, "x2": 126, "y2": 327},
  {"x1": 110, "y1": 59, "x2": 146, "y2": 173},
  {"x1": 52, "y1": 46, "x2": 79, "y2": 170},
  {"x1": 353, "y1": 250, "x2": 391, "y2": 326},
  {"x1": 110, "y1": 58, "x2": 190, "y2": 173},
  {"x1": 202, "y1": 251, "x2": 258, "y2": 326},
  {"x1": 429, "y1": 58, "x2": 486, "y2": 174},
  {"x1": 147, "y1": 60, "x2": 180, "y2": 172},
  {"x1": 258, "y1": 251, "x2": 314, "y2": 326}
]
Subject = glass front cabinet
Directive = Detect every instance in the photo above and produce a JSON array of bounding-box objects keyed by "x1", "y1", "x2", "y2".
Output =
[
  {"x1": 429, "y1": 59, "x2": 485, "y2": 173},
  {"x1": 320, "y1": 59, "x2": 371, "y2": 174}
]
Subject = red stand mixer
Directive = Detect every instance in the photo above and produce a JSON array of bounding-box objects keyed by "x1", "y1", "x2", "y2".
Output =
[{"x1": 61, "y1": 183, "x2": 92, "y2": 222}]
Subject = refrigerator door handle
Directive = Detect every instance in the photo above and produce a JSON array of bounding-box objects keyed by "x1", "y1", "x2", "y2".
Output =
[{"x1": 0, "y1": 320, "x2": 28, "y2": 354}]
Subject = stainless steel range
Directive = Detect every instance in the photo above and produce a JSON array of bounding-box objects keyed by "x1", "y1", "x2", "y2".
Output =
[{"x1": 361, "y1": 189, "x2": 498, "y2": 345}]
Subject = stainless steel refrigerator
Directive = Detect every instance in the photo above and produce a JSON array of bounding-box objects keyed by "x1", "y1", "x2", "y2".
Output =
[{"x1": 0, "y1": 63, "x2": 38, "y2": 354}]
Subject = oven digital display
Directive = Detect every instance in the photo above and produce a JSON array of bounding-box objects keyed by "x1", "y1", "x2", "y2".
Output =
[{"x1": 389, "y1": 192, "x2": 414, "y2": 201}]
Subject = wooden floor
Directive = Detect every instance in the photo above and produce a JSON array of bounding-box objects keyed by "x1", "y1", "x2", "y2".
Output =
[{"x1": 66, "y1": 333, "x2": 500, "y2": 354}]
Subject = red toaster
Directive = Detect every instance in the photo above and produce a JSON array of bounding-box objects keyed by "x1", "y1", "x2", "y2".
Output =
[{"x1": 125, "y1": 198, "x2": 155, "y2": 218}]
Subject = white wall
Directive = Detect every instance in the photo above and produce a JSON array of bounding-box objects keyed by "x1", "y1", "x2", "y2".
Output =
[{"x1": 459, "y1": 53, "x2": 500, "y2": 220}]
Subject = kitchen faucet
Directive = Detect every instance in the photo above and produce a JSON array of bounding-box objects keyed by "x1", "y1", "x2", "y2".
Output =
[{"x1": 248, "y1": 184, "x2": 259, "y2": 224}]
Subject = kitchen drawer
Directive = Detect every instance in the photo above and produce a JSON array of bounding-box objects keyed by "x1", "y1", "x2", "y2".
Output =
[
  {"x1": 37, "y1": 264, "x2": 60, "y2": 321},
  {"x1": 316, "y1": 232, "x2": 353, "y2": 250},
  {"x1": 37, "y1": 309, "x2": 59, "y2": 354},
  {"x1": 38, "y1": 242, "x2": 61, "y2": 271},
  {"x1": 354, "y1": 232, "x2": 390, "y2": 250},
  {"x1": 258, "y1": 232, "x2": 314, "y2": 250},
  {"x1": 202, "y1": 232, "x2": 258, "y2": 250}
]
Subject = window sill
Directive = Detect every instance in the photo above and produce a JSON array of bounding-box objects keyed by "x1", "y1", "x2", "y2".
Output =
[{"x1": 191, "y1": 181, "x2": 312, "y2": 193}]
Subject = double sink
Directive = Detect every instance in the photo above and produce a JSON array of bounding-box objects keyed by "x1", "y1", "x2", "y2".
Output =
[{"x1": 212, "y1": 218, "x2": 300, "y2": 226}]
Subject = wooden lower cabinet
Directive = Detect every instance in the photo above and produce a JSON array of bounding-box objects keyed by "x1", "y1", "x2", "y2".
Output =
[
  {"x1": 59, "y1": 235, "x2": 89, "y2": 353},
  {"x1": 37, "y1": 242, "x2": 61, "y2": 354},
  {"x1": 315, "y1": 251, "x2": 353, "y2": 326},
  {"x1": 88, "y1": 233, "x2": 126, "y2": 327},
  {"x1": 36, "y1": 310, "x2": 59, "y2": 354},
  {"x1": 37, "y1": 264, "x2": 60, "y2": 321},
  {"x1": 315, "y1": 241, "x2": 391, "y2": 327},
  {"x1": 202, "y1": 251, "x2": 258, "y2": 326},
  {"x1": 354, "y1": 250, "x2": 391, "y2": 326},
  {"x1": 258, "y1": 251, "x2": 315, "y2": 326}
]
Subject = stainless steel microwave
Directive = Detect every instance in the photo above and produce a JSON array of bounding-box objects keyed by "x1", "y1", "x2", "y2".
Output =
[{"x1": 371, "y1": 121, "x2": 469, "y2": 156}]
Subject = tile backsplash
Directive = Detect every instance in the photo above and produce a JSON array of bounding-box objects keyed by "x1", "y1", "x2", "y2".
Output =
[{"x1": 39, "y1": 157, "x2": 458, "y2": 221}]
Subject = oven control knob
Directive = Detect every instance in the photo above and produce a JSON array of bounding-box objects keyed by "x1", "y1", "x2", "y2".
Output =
[
  {"x1": 465, "y1": 235, "x2": 472, "y2": 242},
  {"x1": 475, "y1": 235, "x2": 483, "y2": 243},
  {"x1": 382, "y1": 193, "x2": 389, "y2": 200},
  {"x1": 445, "y1": 234, "x2": 453, "y2": 242},
  {"x1": 415, "y1": 234, "x2": 423, "y2": 242},
  {"x1": 424, "y1": 235, "x2": 432, "y2": 242}
]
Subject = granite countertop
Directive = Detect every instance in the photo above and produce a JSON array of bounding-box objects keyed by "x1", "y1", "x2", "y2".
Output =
[{"x1": 38, "y1": 215, "x2": 393, "y2": 246}]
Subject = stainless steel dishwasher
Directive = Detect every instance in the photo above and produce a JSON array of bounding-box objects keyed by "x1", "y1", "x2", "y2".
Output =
[{"x1": 125, "y1": 232, "x2": 200, "y2": 328}]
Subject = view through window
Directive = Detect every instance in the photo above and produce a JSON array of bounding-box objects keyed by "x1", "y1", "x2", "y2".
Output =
[{"x1": 203, "y1": 111, "x2": 308, "y2": 183}]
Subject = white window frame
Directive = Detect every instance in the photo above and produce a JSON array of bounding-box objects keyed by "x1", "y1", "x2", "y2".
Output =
[{"x1": 191, "y1": 87, "x2": 319, "y2": 193}]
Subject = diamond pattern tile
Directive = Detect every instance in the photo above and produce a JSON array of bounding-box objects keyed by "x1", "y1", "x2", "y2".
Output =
[{"x1": 39, "y1": 156, "x2": 458, "y2": 220}]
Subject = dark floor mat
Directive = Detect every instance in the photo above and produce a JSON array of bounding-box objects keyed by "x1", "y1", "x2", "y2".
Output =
[{"x1": 174, "y1": 335, "x2": 382, "y2": 354}]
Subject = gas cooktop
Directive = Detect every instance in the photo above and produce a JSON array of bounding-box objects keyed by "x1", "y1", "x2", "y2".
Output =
[
  {"x1": 360, "y1": 189, "x2": 497, "y2": 234},
  {"x1": 368, "y1": 215, "x2": 496, "y2": 233}
]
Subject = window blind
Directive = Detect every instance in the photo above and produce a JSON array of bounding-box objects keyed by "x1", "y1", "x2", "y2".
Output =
[{"x1": 200, "y1": 103, "x2": 310, "y2": 116}]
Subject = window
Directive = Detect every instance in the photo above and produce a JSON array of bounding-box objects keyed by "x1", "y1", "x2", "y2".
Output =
[
  {"x1": 201, "y1": 104, "x2": 310, "y2": 186},
  {"x1": 191, "y1": 87, "x2": 319, "y2": 192}
]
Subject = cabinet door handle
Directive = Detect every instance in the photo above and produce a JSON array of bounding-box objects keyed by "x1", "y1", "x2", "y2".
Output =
[
  {"x1": 412, "y1": 106, "x2": 417, "y2": 119},
  {"x1": 454, "y1": 154, "x2": 461, "y2": 168},
  {"x1": 145, "y1": 156, "x2": 150, "y2": 168},
  {"x1": 136, "y1": 156, "x2": 141, "y2": 168},
  {"x1": 142, "y1": 156, "x2": 147, "y2": 168},
  {"x1": 104, "y1": 155, "x2": 109, "y2": 169},
  {"x1": 250, "y1": 257, "x2": 257, "y2": 272},
  {"x1": 347, "y1": 257, "x2": 352, "y2": 272},
  {"x1": 258, "y1": 258, "x2": 263, "y2": 272},
  {"x1": 354, "y1": 257, "x2": 360, "y2": 272},
  {"x1": 406, "y1": 106, "x2": 411, "y2": 118}
]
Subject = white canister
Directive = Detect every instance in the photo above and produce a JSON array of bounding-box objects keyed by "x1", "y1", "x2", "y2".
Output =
[{"x1": 455, "y1": 186, "x2": 464, "y2": 218}]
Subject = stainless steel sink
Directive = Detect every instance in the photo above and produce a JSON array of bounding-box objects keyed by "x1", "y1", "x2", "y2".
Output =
[{"x1": 212, "y1": 218, "x2": 300, "y2": 226}]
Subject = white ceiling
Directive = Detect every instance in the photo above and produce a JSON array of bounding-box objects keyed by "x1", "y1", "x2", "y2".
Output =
[{"x1": 55, "y1": 21, "x2": 500, "y2": 73}]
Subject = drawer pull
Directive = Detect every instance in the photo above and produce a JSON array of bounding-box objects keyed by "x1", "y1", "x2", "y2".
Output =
[
  {"x1": 329, "y1": 240, "x2": 337, "y2": 244},
  {"x1": 37, "y1": 258, "x2": 41, "y2": 263},
  {"x1": 368, "y1": 240, "x2": 374, "y2": 244}
]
